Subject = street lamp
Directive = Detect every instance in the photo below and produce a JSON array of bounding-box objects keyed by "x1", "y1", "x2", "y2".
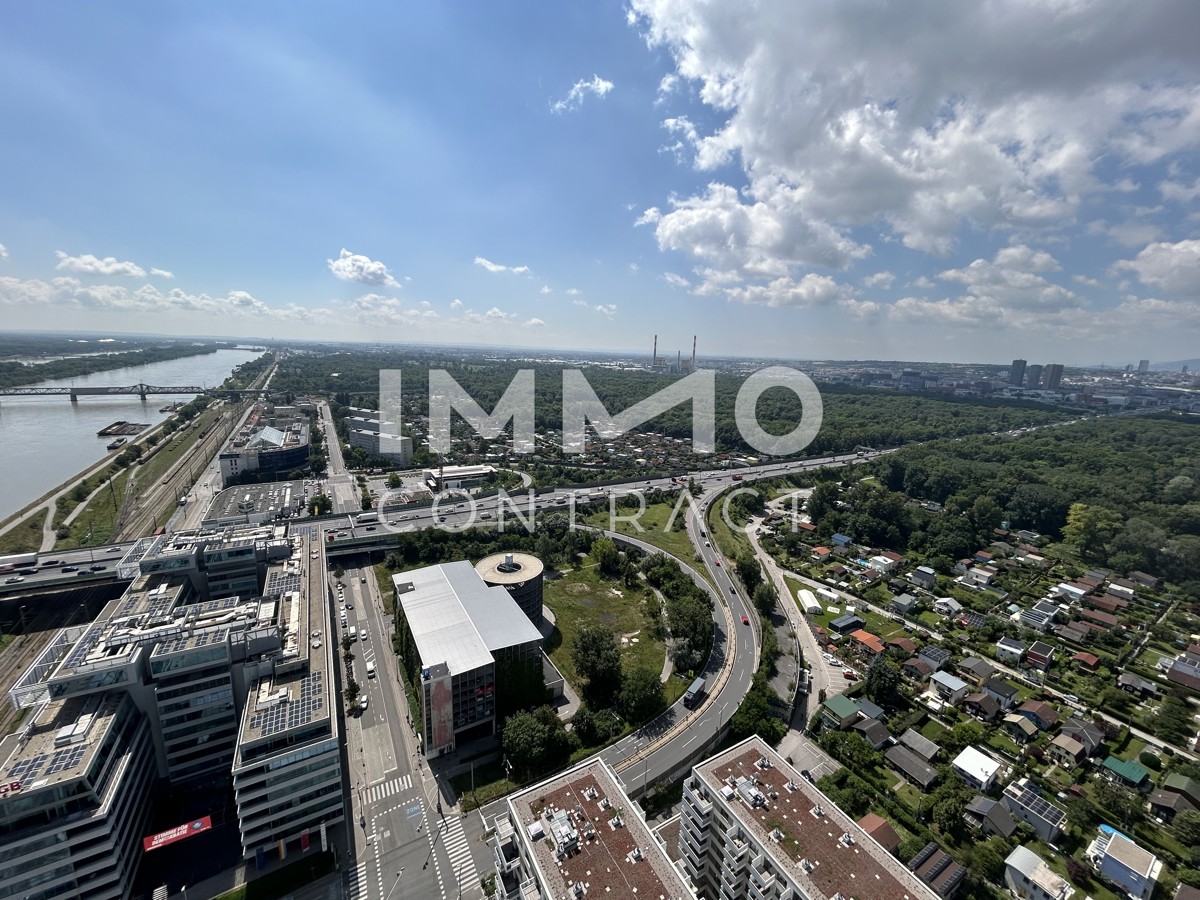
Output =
[{"x1": 383, "y1": 868, "x2": 405, "y2": 900}]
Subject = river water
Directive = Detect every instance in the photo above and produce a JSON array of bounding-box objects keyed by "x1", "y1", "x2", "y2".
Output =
[{"x1": 0, "y1": 348, "x2": 258, "y2": 518}]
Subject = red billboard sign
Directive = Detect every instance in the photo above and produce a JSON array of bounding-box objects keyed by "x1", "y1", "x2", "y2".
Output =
[{"x1": 142, "y1": 816, "x2": 212, "y2": 852}]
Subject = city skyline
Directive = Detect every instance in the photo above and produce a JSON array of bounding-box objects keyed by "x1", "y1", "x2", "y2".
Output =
[{"x1": 1, "y1": 3, "x2": 1200, "y2": 363}]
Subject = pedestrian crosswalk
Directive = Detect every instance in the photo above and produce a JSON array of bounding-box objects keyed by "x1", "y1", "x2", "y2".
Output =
[
  {"x1": 364, "y1": 773, "x2": 412, "y2": 804},
  {"x1": 347, "y1": 860, "x2": 369, "y2": 899},
  {"x1": 439, "y1": 814, "x2": 478, "y2": 894}
]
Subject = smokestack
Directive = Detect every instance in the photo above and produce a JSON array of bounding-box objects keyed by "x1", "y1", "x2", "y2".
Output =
[
  {"x1": 692, "y1": 335, "x2": 697, "y2": 368},
  {"x1": 653, "y1": 334, "x2": 657, "y2": 364}
]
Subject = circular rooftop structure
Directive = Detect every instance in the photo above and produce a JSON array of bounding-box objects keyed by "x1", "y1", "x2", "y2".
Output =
[{"x1": 475, "y1": 552, "x2": 545, "y2": 631}]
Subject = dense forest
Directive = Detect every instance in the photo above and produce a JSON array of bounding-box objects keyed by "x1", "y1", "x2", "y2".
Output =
[
  {"x1": 272, "y1": 353, "x2": 1071, "y2": 456},
  {"x1": 815, "y1": 415, "x2": 1200, "y2": 589},
  {"x1": 0, "y1": 341, "x2": 221, "y2": 388}
]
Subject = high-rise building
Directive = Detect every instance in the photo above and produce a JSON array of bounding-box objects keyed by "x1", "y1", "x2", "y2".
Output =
[
  {"x1": 1009, "y1": 358, "x2": 1027, "y2": 386},
  {"x1": 1025, "y1": 364, "x2": 1043, "y2": 389},
  {"x1": 1138, "y1": 359, "x2": 1150, "y2": 374},
  {"x1": 1043, "y1": 364, "x2": 1064, "y2": 390}
]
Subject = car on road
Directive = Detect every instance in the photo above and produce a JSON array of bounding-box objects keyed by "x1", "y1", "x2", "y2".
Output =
[
  {"x1": 345, "y1": 601, "x2": 353, "y2": 609},
  {"x1": 741, "y1": 615, "x2": 750, "y2": 625},
  {"x1": 800, "y1": 769, "x2": 813, "y2": 783},
  {"x1": 5, "y1": 576, "x2": 24, "y2": 584},
  {"x1": 843, "y1": 669, "x2": 857, "y2": 680},
  {"x1": 90, "y1": 565, "x2": 106, "y2": 571},
  {"x1": 359, "y1": 694, "x2": 368, "y2": 710},
  {"x1": 61, "y1": 565, "x2": 79, "y2": 572},
  {"x1": 361, "y1": 576, "x2": 366, "y2": 583},
  {"x1": 107, "y1": 546, "x2": 121, "y2": 553},
  {"x1": 714, "y1": 559, "x2": 720, "y2": 566}
]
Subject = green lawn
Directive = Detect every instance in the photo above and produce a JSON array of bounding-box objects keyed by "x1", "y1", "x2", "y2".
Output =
[
  {"x1": 55, "y1": 470, "x2": 132, "y2": 549},
  {"x1": 586, "y1": 500, "x2": 698, "y2": 566},
  {"x1": 0, "y1": 510, "x2": 45, "y2": 555},
  {"x1": 544, "y1": 556, "x2": 667, "y2": 689}
]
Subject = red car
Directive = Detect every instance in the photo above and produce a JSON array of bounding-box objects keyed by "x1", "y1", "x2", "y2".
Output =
[
  {"x1": 741, "y1": 615, "x2": 750, "y2": 625},
  {"x1": 843, "y1": 669, "x2": 857, "y2": 680}
]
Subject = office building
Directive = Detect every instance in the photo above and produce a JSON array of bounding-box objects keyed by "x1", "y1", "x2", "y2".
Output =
[
  {"x1": 4, "y1": 523, "x2": 344, "y2": 888},
  {"x1": 393, "y1": 561, "x2": 543, "y2": 757},
  {"x1": 1138, "y1": 359, "x2": 1150, "y2": 375},
  {"x1": 1009, "y1": 359, "x2": 1027, "y2": 386},
  {"x1": 677, "y1": 736, "x2": 939, "y2": 900},
  {"x1": 489, "y1": 757, "x2": 694, "y2": 900},
  {"x1": 1025, "y1": 364, "x2": 1043, "y2": 389},
  {"x1": 475, "y1": 552, "x2": 545, "y2": 631},
  {"x1": 219, "y1": 404, "x2": 311, "y2": 487},
  {"x1": 348, "y1": 428, "x2": 413, "y2": 464},
  {"x1": 422, "y1": 464, "x2": 496, "y2": 492},
  {"x1": 1043, "y1": 364, "x2": 1064, "y2": 390}
]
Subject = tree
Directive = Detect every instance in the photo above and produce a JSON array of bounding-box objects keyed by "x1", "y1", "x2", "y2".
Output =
[
  {"x1": 308, "y1": 493, "x2": 332, "y2": 515},
  {"x1": 501, "y1": 706, "x2": 573, "y2": 781},
  {"x1": 1154, "y1": 694, "x2": 1195, "y2": 746},
  {"x1": 619, "y1": 666, "x2": 666, "y2": 723},
  {"x1": 807, "y1": 481, "x2": 840, "y2": 524},
  {"x1": 591, "y1": 537, "x2": 622, "y2": 577},
  {"x1": 1176, "y1": 810, "x2": 1200, "y2": 846},
  {"x1": 752, "y1": 581, "x2": 778, "y2": 617},
  {"x1": 387, "y1": 472, "x2": 402, "y2": 489},
  {"x1": 1063, "y1": 503, "x2": 1121, "y2": 559},
  {"x1": 735, "y1": 552, "x2": 762, "y2": 593},
  {"x1": 571, "y1": 705, "x2": 598, "y2": 746},
  {"x1": 1092, "y1": 780, "x2": 1143, "y2": 828},
  {"x1": 571, "y1": 625, "x2": 623, "y2": 708},
  {"x1": 863, "y1": 654, "x2": 901, "y2": 706}
]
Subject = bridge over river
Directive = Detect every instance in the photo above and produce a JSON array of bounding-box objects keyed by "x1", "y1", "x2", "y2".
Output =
[{"x1": 0, "y1": 383, "x2": 272, "y2": 401}]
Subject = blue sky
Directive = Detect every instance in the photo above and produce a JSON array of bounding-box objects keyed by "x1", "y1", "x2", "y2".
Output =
[{"x1": 1, "y1": 1, "x2": 1199, "y2": 365}]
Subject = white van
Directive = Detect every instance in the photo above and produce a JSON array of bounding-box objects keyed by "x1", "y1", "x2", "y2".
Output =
[
  {"x1": 350, "y1": 626, "x2": 358, "y2": 642},
  {"x1": 366, "y1": 660, "x2": 376, "y2": 678}
]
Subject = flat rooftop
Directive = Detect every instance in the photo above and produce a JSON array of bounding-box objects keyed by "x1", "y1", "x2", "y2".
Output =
[
  {"x1": 0, "y1": 691, "x2": 125, "y2": 794},
  {"x1": 474, "y1": 552, "x2": 544, "y2": 585},
  {"x1": 207, "y1": 480, "x2": 309, "y2": 521},
  {"x1": 394, "y1": 561, "x2": 542, "y2": 676},
  {"x1": 508, "y1": 758, "x2": 692, "y2": 900},
  {"x1": 695, "y1": 737, "x2": 938, "y2": 900}
]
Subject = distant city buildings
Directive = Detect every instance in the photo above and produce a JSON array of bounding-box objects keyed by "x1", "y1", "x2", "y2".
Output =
[
  {"x1": 218, "y1": 403, "x2": 311, "y2": 487},
  {"x1": 1009, "y1": 358, "x2": 1027, "y2": 386}
]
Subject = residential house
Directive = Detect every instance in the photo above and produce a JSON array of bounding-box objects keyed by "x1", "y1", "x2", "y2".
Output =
[
  {"x1": 820, "y1": 694, "x2": 860, "y2": 731},
  {"x1": 892, "y1": 593, "x2": 920, "y2": 616},
  {"x1": 1002, "y1": 713, "x2": 1039, "y2": 743},
  {"x1": 831, "y1": 532, "x2": 853, "y2": 548},
  {"x1": 1019, "y1": 601, "x2": 1060, "y2": 632},
  {"x1": 853, "y1": 718, "x2": 892, "y2": 750},
  {"x1": 899, "y1": 728, "x2": 939, "y2": 762},
  {"x1": 1003, "y1": 778, "x2": 1067, "y2": 842},
  {"x1": 849, "y1": 629, "x2": 885, "y2": 656},
  {"x1": 829, "y1": 612, "x2": 865, "y2": 635},
  {"x1": 903, "y1": 657, "x2": 934, "y2": 683},
  {"x1": 857, "y1": 812, "x2": 901, "y2": 854},
  {"x1": 931, "y1": 671, "x2": 970, "y2": 705},
  {"x1": 974, "y1": 550, "x2": 995, "y2": 565},
  {"x1": 811, "y1": 546, "x2": 831, "y2": 562},
  {"x1": 1150, "y1": 773, "x2": 1200, "y2": 823},
  {"x1": 855, "y1": 698, "x2": 886, "y2": 721},
  {"x1": 909, "y1": 842, "x2": 966, "y2": 899},
  {"x1": 1056, "y1": 623, "x2": 1090, "y2": 645},
  {"x1": 1150, "y1": 788, "x2": 1197, "y2": 824},
  {"x1": 964, "y1": 796, "x2": 1018, "y2": 838},
  {"x1": 1048, "y1": 734, "x2": 1086, "y2": 769},
  {"x1": 1026, "y1": 641, "x2": 1056, "y2": 671},
  {"x1": 918, "y1": 645, "x2": 951, "y2": 672},
  {"x1": 962, "y1": 692, "x2": 1001, "y2": 721},
  {"x1": 1080, "y1": 608, "x2": 1118, "y2": 629},
  {"x1": 954, "y1": 558, "x2": 973, "y2": 575},
  {"x1": 1128, "y1": 571, "x2": 1162, "y2": 590},
  {"x1": 1056, "y1": 581, "x2": 1089, "y2": 602},
  {"x1": 858, "y1": 568, "x2": 882, "y2": 586},
  {"x1": 1017, "y1": 700, "x2": 1060, "y2": 731},
  {"x1": 984, "y1": 678, "x2": 1020, "y2": 710},
  {"x1": 966, "y1": 566, "x2": 998, "y2": 587},
  {"x1": 933, "y1": 597, "x2": 963, "y2": 617},
  {"x1": 1061, "y1": 717, "x2": 1106, "y2": 757},
  {"x1": 1086, "y1": 830, "x2": 1163, "y2": 900},
  {"x1": 952, "y1": 746, "x2": 1002, "y2": 792},
  {"x1": 1117, "y1": 672, "x2": 1160, "y2": 698},
  {"x1": 911, "y1": 566, "x2": 937, "y2": 590},
  {"x1": 958, "y1": 609, "x2": 989, "y2": 630},
  {"x1": 1072, "y1": 651, "x2": 1100, "y2": 672},
  {"x1": 869, "y1": 554, "x2": 898, "y2": 575},
  {"x1": 956, "y1": 657, "x2": 995, "y2": 686},
  {"x1": 996, "y1": 637, "x2": 1027, "y2": 665},
  {"x1": 1102, "y1": 755, "x2": 1151, "y2": 790},
  {"x1": 888, "y1": 636, "x2": 918, "y2": 656},
  {"x1": 1088, "y1": 595, "x2": 1128, "y2": 614},
  {"x1": 885, "y1": 745, "x2": 940, "y2": 791},
  {"x1": 1005, "y1": 845, "x2": 1075, "y2": 900}
]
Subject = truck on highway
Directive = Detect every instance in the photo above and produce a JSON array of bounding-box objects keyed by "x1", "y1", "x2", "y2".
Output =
[
  {"x1": 0, "y1": 552, "x2": 38, "y2": 574},
  {"x1": 355, "y1": 512, "x2": 379, "y2": 525},
  {"x1": 683, "y1": 676, "x2": 707, "y2": 709}
]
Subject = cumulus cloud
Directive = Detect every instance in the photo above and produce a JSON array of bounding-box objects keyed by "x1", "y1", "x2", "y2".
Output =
[
  {"x1": 55, "y1": 251, "x2": 146, "y2": 278},
  {"x1": 550, "y1": 74, "x2": 614, "y2": 114},
  {"x1": 150, "y1": 267, "x2": 174, "y2": 279},
  {"x1": 0, "y1": 243, "x2": 7, "y2": 260},
  {"x1": 449, "y1": 298, "x2": 463, "y2": 310},
  {"x1": 723, "y1": 273, "x2": 849, "y2": 308},
  {"x1": 525, "y1": 317, "x2": 546, "y2": 327},
  {"x1": 539, "y1": 285, "x2": 552, "y2": 294},
  {"x1": 1114, "y1": 239, "x2": 1200, "y2": 295},
  {"x1": 350, "y1": 293, "x2": 438, "y2": 328},
  {"x1": 327, "y1": 248, "x2": 400, "y2": 287},
  {"x1": 663, "y1": 272, "x2": 691, "y2": 289},
  {"x1": 474, "y1": 256, "x2": 531, "y2": 275},
  {"x1": 862, "y1": 271, "x2": 894, "y2": 290},
  {"x1": 594, "y1": 303, "x2": 617, "y2": 317},
  {"x1": 572, "y1": 299, "x2": 588, "y2": 307},
  {"x1": 485, "y1": 306, "x2": 511, "y2": 320},
  {"x1": 629, "y1": 0, "x2": 1200, "y2": 298}
]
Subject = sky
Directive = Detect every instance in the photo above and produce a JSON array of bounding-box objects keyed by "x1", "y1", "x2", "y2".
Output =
[{"x1": 1, "y1": 1, "x2": 1200, "y2": 366}]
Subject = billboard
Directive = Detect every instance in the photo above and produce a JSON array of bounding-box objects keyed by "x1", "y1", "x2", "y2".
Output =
[{"x1": 142, "y1": 816, "x2": 212, "y2": 852}]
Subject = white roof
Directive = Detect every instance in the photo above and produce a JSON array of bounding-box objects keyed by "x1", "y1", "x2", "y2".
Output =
[
  {"x1": 1006, "y1": 846, "x2": 1073, "y2": 898},
  {"x1": 395, "y1": 561, "x2": 542, "y2": 676},
  {"x1": 953, "y1": 745, "x2": 1001, "y2": 782},
  {"x1": 932, "y1": 671, "x2": 968, "y2": 692}
]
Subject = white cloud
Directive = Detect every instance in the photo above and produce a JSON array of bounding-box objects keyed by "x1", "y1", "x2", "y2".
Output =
[
  {"x1": 1086, "y1": 219, "x2": 1163, "y2": 248},
  {"x1": 629, "y1": 0, "x2": 1200, "y2": 296},
  {"x1": 594, "y1": 303, "x2": 618, "y2": 317},
  {"x1": 551, "y1": 74, "x2": 614, "y2": 114},
  {"x1": 1073, "y1": 274, "x2": 1102, "y2": 288},
  {"x1": 525, "y1": 317, "x2": 546, "y2": 327},
  {"x1": 327, "y1": 248, "x2": 400, "y2": 287},
  {"x1": 0, "y1": 243, "x2": 7, "y2": 260},
  {"x1": 1114, "y1": 239, "x2": 1200, "y2": 295},
  {"x1": 450, "y1": 298, "x2": 463, "y2": 310},
  {"x1": 350, "y1": 293, "x2": 438, "y2": 327},
  {"x1": 724, "y1": 273, "x2": 849, "y2": 308},
  {"x1": 1160, "y1": 176, "x2": 1200, "y2": 203},
  {"x1": 565, "y1": 288, "x2": 581, "y2": 296},
  {"x1": 539, "y1": 285, "x2": 552, "y2": 294},
  {"x1": 474, "y1": 256, "x2": 531, "y2": 275},
  {"x1": 663, "y1": 272, "x2": 691, "y2": 289},
  {"x1": 150, "y1": 267, "x2": 174, "y2": 279},
  {"x1": 572, "y1": 299, "x2": 588, "y2": 307},
  {"x1": 862, "y1": 271, "x2": 894, "y2": 290},
  {"x1": 938, "y1": 245, "x2": 1080, "y2": 312},
  {"x1": 656, "y1": 73, "x2": 679, "y2": 105},
  {"x1": 485, "y1": 306, "x2": 511, "y2": 320},
  {"x1": 55, "y1": 251, "x2": 146, "y2": 278}
]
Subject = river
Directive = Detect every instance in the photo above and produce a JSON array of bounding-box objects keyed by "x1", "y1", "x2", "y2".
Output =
[{"x1": 0, "y1": 348, "x2": 258, "y2": 518}]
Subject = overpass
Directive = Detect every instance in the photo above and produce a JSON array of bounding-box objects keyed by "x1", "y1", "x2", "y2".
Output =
[{"x1": 0, "y1": 383, "x2": 273, "y2": 401}]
